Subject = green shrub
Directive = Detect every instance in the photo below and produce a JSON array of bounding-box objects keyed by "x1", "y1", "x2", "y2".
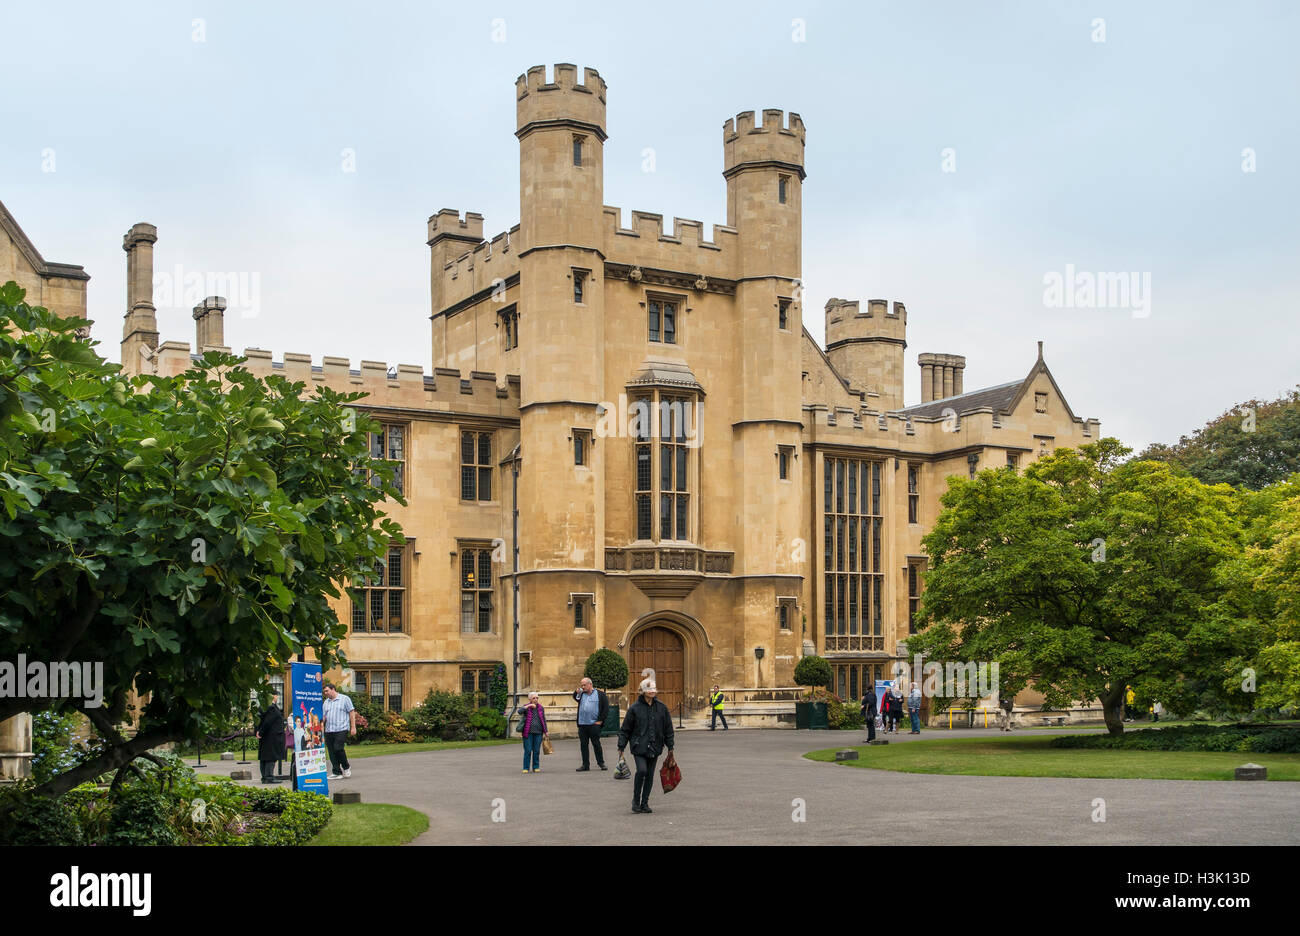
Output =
[
  {"x1": 239, "y1": 787, "x2": 333, "y2": 846},
  {"x1": 794, "y1": 655, "x2": 832, "y2": 690},
  {"x1": 0, "y1": 788, "x2": 85, "y2": 845},
  {"x1": 351, "y1": 693, "x2": 390, "y2": 743},
  {"x1": 101, "y1": 785, "x2": 179, "y2": 846},
  {"x1": 1050, "y1": 724, "x2": 1300, "y2": 754},
  {"x1": 468, "y1": 708, "x2": 506, "y2": 740},
  {"x1": 827, "y1": 695, "x2": 865, "y2": 730},
  {"x1": 585, "y1": 648, "x2": 629, "y2": 690},
  {"x1": 487, "y1": 662, "x2": 509, "y2": 713},
  {"x1": 31, "y1": 711, "x2": 84, "y2": 784}
]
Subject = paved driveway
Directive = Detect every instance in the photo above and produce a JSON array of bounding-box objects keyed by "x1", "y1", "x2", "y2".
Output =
[{"x1": 305, "y1": 728, "x2": 1300, "y2": 845}]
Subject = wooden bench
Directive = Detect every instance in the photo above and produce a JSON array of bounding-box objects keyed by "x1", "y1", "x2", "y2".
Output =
[{"x1": 1040, "y1": 716, "x2": 1067, "y2": 727}]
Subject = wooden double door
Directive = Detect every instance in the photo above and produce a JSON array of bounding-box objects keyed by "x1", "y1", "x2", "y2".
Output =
[{"x1": 628, "y1": 626, "x2": 684, "y2": 715}]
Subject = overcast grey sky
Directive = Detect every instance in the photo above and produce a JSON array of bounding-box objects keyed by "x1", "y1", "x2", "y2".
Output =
[{"x1": 3, "y1": 0, "x2": 1296, "y2": 451}]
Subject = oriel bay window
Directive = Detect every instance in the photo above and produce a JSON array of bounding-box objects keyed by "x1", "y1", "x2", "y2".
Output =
[
  {"x1": 459, "y1": 543, "x2": 494, "y2": 634},
  {"x1": 350, "y1": 542, "x2": 407, "y2": 633},
  {"x1": 632, "y1": 393, "x2": 696, "y2": 542},
  {"x1": 823, "y1": 457, "x2": 885, "y2": 651}
]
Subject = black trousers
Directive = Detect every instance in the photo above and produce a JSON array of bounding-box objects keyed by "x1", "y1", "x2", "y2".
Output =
[
  {"x1": 864, "y1": 718, "x2": 876, "y2": 742},
  {"x1": 578, "y1": 723, "x2": 605, "y2": 767},
  {"x1": 710, "y1": 708, "x2": 728, "y2": 729},
  {"x1": 633, "y1": 754, "x2": 658, "y2": 807},
  {"x1": 324, "y1": 730, "x2": 350, "y2": 774},
  {"x1": 259, "y1": 759, "x2": 277, "y2": 781}
]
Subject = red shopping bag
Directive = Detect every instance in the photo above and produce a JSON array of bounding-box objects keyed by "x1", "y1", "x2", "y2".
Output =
[{"x1": 659, "y1": 751, "x2": 682, "y2": 793}]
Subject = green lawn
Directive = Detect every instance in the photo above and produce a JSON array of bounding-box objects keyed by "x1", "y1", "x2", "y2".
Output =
[
  {"x1": 346, "y1": 738, "x2": 517, "y2": 759},
  {"x1": 806, "y1": 733, "x2": 1300, "y2": 781},
  {"x1": 306, "y1": 803, "x2": 429, "y2": 846}
]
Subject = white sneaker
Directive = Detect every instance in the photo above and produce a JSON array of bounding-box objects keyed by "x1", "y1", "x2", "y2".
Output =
[{"x1": 342, "y1": 768, "x2": 351, "y2": 778}]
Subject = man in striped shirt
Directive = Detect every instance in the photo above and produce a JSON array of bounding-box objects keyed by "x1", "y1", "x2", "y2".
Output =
[{"x1": 322, "y1": 682, "x2": 357, "y2": 778}]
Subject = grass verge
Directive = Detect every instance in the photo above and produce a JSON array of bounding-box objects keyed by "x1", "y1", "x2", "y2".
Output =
[
  {"x1": 805, "y1": 733, "x2": 1300, "y2": 781},
  {"x1": 346, "y1": 738, "x2": 517, "y2": 759},
  {"x1": 306, "y1": 803, "x2": 429, "y2": 846}
]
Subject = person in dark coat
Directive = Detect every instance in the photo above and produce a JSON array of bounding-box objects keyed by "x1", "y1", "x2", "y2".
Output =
[
  {"x1": 861, "y1": 689, "x2": 877, "y2": 743},
  {"x1": 617, "y1": 678, "x2": 675, "y2": 814},
  {"x1": 256, "y1": 695, "x2": 287, "y2": 783}
]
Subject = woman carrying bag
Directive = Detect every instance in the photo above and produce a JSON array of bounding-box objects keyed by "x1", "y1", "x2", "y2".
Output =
[
  {"x1": 519, "y1": 691, "x2": 549, "y2": 773},
  {"x1": 616, "y1": 676, "x2": 675, "y2": 814}
]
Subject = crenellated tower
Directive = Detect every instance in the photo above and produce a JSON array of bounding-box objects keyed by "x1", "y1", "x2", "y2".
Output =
[
  {"x1": 722, "y1": 109, "x2": 806, "y2": 652},
  {"x1": 825, "y1": 297, "x2": 907, "y2": 410},
  {"x1": 514, "y1": 64, "x2": 609, "y2": 590}
]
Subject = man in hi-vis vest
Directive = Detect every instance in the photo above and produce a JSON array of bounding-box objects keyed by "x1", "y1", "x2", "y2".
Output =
[{"x1": 709, "y1": 685, "x2": 729, "y2": 731}]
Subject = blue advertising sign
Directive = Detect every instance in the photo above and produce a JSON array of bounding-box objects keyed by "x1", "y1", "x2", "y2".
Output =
[
  {"x1": 874, "y1": 680, "x2": 893, "y2": 720},
  {"x1": 289, "y1": 662, "x2": 330, "y2": 797}
]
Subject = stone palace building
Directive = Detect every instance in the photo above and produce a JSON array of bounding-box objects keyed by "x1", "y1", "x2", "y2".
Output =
[{"x1": 2, "y1": 64, "x2": 1100, "y2": 728}]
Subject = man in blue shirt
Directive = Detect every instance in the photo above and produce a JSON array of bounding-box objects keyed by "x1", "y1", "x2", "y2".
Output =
[
  {"x1": 322, "y1": 682, "x2": 356, "y2": 778},
  {"x1": 572, "y1": 677, "x2": 609, "y2": 771}
]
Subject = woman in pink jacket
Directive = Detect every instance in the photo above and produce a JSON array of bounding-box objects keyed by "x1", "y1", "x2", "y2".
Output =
[{"x1": 520, "y1": 691, "x2": 549, "y2": 773}]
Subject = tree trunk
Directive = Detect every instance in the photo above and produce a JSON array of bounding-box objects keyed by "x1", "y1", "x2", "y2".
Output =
[
  {"x1": 1101, "y1": 682, "x2": 1127, "y2": 735},
  {"x1": 0, "y1": 727, "x2": 178, "y2": 814}
]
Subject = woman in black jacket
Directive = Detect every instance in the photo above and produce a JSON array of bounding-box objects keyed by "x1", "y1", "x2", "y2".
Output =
[
  {"x1": 861, "y1": 689, "x2": 877, "y2": 743},
  {"x1": 617, "y1": 678, "x2": 675, "y2": 814},
  {"x1": 256, "y1": 695, "x2": 287, "y2": 783}
]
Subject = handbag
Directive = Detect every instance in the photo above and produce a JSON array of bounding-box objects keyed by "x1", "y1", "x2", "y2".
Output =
[
  {"x1": 614, "y1": 754, "x2": 631, "y2": 779},
  {"x1": 541, "y1": 736, "x2": 553, "y2": 756},
  {"x1": 659, "y1": 750, "x2": 682, "y2": 793}
]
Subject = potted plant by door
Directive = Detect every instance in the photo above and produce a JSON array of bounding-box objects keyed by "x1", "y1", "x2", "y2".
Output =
[
  {"x1": 794, "y1": 655, "x2": 833, "y2": 729},
  {"x1": 584, "y1": 648, "x2": 629, "y2": 736}
]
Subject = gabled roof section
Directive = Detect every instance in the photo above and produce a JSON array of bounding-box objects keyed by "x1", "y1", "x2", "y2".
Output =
[
  {"x1": 896, "y1": 343, "x2": 1084, "y2": 423},
  {"x1": 0, "y1": 198, "x2": 90, "y2": 281},
  {"x1": 896, "y1": 380, "x2": 1022, "y2": 420}
]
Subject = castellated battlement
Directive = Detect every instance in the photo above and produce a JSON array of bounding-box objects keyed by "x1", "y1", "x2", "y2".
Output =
[
  {"x1": 427, "y1": 209, "x2": 484, "y2": 247},
  {"x1": 151, "y1": 343, "x2": 519, "y2": 413},
  {"x1": 602, "y1": 206, "x2": 740, "y2": 277},
  {"x1": 824, "y1": 297, "x2": 907, "y2": 346},
  {"x1": 516, "y1": 64, "x2": 607, "y2": 136},
  {"x1": 723, "y1": 109, "x2": 806, "y2": 175},
  {"x1": 438, "y1": 223, "x2": 521, "y2": 310}
]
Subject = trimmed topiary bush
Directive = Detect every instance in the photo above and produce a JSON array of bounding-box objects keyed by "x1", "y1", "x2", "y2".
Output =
[
  {"x1": 794, "y1": 655, "x2": 832, "y2": 690},
  {"x1": 585, "y1": 648, "x2": 629, "y2": 690}
]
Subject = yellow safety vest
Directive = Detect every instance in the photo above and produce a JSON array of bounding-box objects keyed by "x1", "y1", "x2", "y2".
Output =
[{"x1": 711, "y1": 692, "x2": 725, "y2": 711}]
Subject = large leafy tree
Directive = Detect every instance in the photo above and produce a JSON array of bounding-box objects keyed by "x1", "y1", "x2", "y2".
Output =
[
  {"x1": 907, "y1": 439, "x2": 1242, "y2": 734},
  {"x1": 1215, "y1": 474, "x2": 1300, "y2": 712},
  {"x1": 1137, "y1": 387, "x2": 1300, "y2": 490},
  {"x1": 0, "y1": 283, "x2": 402, "y2": 797}
]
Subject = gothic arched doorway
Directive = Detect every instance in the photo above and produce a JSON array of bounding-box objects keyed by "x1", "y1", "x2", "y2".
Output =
[{"x1": 628, "y1": 626, "x2": 685, "y2": 716}]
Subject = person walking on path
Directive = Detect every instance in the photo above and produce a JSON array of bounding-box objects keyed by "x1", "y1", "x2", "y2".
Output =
[
  {"x1": 887, "y1": 686, "x2": 904, "y2": 733},
  {"x1": 256, "y1": 694, "x2": 286, "y2": 783},
  {"x1": 861, "y1": 688, "x2": 877, "y2": 743},
  {"x1": 572, "y1": 677, "x2": 609, "y2": 771},
  {"x1": 617, "y1": 678, "x2": 675, "y2": 814},
  {"x1": 322, "y1": 682, "x2": 356, "y2": 779},
  {"x1": 999, "y1": 693, "x2": 1015, "y2": 732},
  {"x1": 520, "y1": 691, "x2": 549, "y2": 773},
  {"x1": 907, "y1": 682, "x2": 923, "y2": 734},
  {"x1": 709, "y1": 685, "x2": 729, "y2": 731}
]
